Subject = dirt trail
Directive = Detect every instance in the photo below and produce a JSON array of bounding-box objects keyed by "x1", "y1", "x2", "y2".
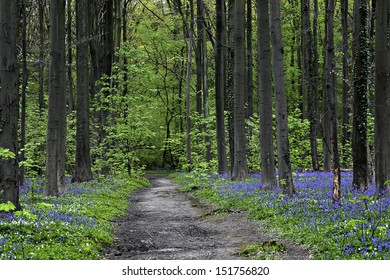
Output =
[{"x1": 103, "y1": 174, "x2": 311, "y2": 260}]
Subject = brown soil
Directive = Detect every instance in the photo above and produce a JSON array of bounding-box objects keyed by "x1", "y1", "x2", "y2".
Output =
[{"x1": 103, "y1": 174, "x2": 312, "y2": 260}]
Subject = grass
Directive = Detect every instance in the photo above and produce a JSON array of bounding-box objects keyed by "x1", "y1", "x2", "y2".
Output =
[
  {"x1": 172, "y1": 171, "x2": 390, "y2": 260},
  {"x1": 0, "y1": 175, "x2": 149, "y2": 260}
]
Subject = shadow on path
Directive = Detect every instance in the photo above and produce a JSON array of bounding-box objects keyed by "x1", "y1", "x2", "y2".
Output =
[{"x1": 103, "y1": 174, "x2": 311, "y2": 260}]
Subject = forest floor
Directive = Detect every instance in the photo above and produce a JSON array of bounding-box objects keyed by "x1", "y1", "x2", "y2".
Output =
[{"x1": 103, "y1": 174, "x2": 311, "y2": 260}]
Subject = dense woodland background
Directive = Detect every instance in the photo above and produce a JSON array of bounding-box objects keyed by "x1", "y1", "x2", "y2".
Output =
[{"x1": 1, "y1": 0, "x2": 390, "y2": 209}]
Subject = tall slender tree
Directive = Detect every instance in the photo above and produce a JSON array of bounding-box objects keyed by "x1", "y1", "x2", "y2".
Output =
[
  {"x1": 72, "y1": 0, "x2": 93, "y2": 183},
  {"x1": 20, "y1": 0, "x2": 28, "y2": 184},
  {"x1": 215, "y1": 0, "x2": 228, "y2": 174},
  {"x1": 325, "y1": 0, "x2": 340, "y2": 202},
  {"x1": 232, "y1": 0, "x2": 247, "y2": 180},
  {"x1": 257, "y1": 0, "x2": 276, "y2": 188},
  {"x1": 246, "y1": 0, "x2": 253, "y2": 119},
  {"x1": 341, "y1": 0, "x2": 351, "y2": 168},
  {"x1": 352, "y1": 0, "x2": 369, "y2": 190},
  {"x1": 270, "y1": 0, "x2": 295, "y2": 194},
  {"x1": 302, "y1": 0, "x2": 319, "y2": 171},
  {"x1": 227, "y1": 0, "x2": 235, "y2": 173},
  {"x1": 67, "y1": 0, "x2": 74, "y2": 113},
  {"x1": 45, "y1": 0, "x2": 67, "y2": 196},
  {"x1": 374, "y1": 0, "x2": 390, "y2": 193},
  {"x1": 0, "y1": 0, "x2": 20, "y2": 209}
]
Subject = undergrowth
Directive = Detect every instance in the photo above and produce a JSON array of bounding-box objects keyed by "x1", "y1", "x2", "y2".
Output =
[
  {"x1": 0, "y1": 176, "x2": 148, "y2": 260},
  {"x1": 172, "y1": 172, "x2": 390, "y2": 260}
]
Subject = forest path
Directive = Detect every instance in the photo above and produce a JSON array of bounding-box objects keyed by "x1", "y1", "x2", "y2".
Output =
[{"x1": 103, "y1": 174, "x2": 311, "y2": 260}]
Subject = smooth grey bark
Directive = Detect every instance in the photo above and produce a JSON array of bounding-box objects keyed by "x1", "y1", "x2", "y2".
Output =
[
  {"x1": 20, "y1": 0, "x2": 28, "y2": 185},
  {"x1": 185, "y1": 0, "x2": 194, "y2": 168},
  {"x1": 246, "y1": 0, "x2": 253, "y2": 119},
  {"x1": 322, "y1": 0, "x2": 331, "y2": 172},
  {"x1": 325, "y1": 0, "x2": 340, "y2": 202},
  {"x1": 232, "y1": 0, "x2": 248, "y2": 180},
  {"x1": 301, "y1": 0, "x2": 319, "y2": 171},
  {"x1": 270, "y1": 0, "x2": 295, "y2": 194},
  {"x1": 352, "y1": 0, "x2": 369, "y2": 190},
  {"x1": 196, "y1": 0, "x2": 203, "y2": 116},
  {"x1": 38, "y1": 0, "x2": 45, "y2": 113},
  {"x1": 0, "y1": 0, "x2": 20, "y2": 209},
  {"x1": 374, "y1": 1, "x2": 390, "y2": 193},
  {"x1": 199, "y1": 0, "x2": 211, "y2": 163},
  {"x1": 45, "y1": 0, "x2": 67, "y2": 196},
  {"x1": 72, "y1": 0, "x2": 93, "y2": 183},
  {"x1": 341, "y1": 0, "x2": 351, "y2": 168},
  {"x1": 67, "y1": 0, "x2": 74, "y2": 113},
  {"x1": 257, "y1": 0, "x2": 276, "y2": 188},
  {"x1": 227, "y1": 0, "x2": 235, "y2": 173},
  {"x1": 215, "y1": 0, "x2": 228, "y2": 174}
]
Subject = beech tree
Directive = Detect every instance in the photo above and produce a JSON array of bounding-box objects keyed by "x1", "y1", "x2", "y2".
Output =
[
  {"x1": 352, "y1": 0, "x2": 369, "y2": 190},
  {"x1": 0, "y1": 0, "x2": 20, "y2": 208},
  {"x1": 301, "y1": 0, "x2": 319, "y2": 171},
  {"x1": 72, "y1": 0, "x2": 93, "y2": 182},
  {"x1": 374, "y1": 0, "x2": 390, "y2": 193},
  {"x1": 257, "y1": 0, "x2": 276, "y2": 188},
  {"x1": 45, "y1": 0, "x2": 67, "y2": 196},
  {"x1": 270, "y1": 0, "x2": 294, "y2": 194},
  {"x1": 215, "y1": 0, "x2": 228, "y2": 174},
  {"x1": 324, "y1": 0, "x2": 340, "y2": 202},
  {"x1": 232, "y1": 0, "x2": 248, "y2": 180}
]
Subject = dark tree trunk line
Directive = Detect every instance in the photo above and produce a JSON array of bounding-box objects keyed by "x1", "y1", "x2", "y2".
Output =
[
  {"x1": 374, "y1": 1, "x2": 390, "y2": 194},
  {"x1": 270, "y1": 0, "x2": 295, "y2": 194},
  {"x1": 325, "y1": 0, "x2": 340, "y2": 203},
  {"x1": 72, "y1": 0, "x2": 93, "y2": 183},
  {"x1": 45, "y1": 0, "x2": 67, "y2": 196},
  {"x1": 20, "y1": 0, "x2": 28, "y2": 185},
  {"x1": 352, "y1": 0, "x2": 369, "y2": 190},
  {"x1": 341, "y1": 0, "x2": 351, "y2": 168},
  {"x1": 301, "y1": 0, "x2": 319, "y2": 171},
  {"x1": 215, "y1": 0, "x2": 228, "y2": 174},
  {"x1": 0, "y1": 0, "x2": 21, "y2": 209},
  {"x1": 232, "y1": 0, "x2": 248, "y2": 180},
  {"x1": 257, "y1": 0, "x2": 276, "y2": 189}
]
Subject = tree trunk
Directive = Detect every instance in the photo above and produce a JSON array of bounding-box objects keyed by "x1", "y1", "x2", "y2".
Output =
[
  {"x1": 270, "y1": 0, "x2": 295, "y2": 194},
  {"x1": 257, "y1": 0, "x2": 276, "y2": 188},
  {"x1": 20, "y1": 0, "x2": 28, "y2": 185},
  {"x1": 322, "y1": 0, "x2": 331, "y2": 172},
  {"x1": 215, "y1": 0, "x2": 228, "y2": 174},
  {"x1": 196, "y1": 0, "x2": 203, "y2": 117},
  {"x1": 302, "y1": 0, "x2": 319, "y2": 171},
  {"x1": 325, "y1": 0, "x2": 340, "y2": 202},
  {"x1": 246, "y1": 0, "x2": 253, "y2": 119},
  {"x1": 352, "y1": 0, "x2": 369, "y2": 190},
  {"x1": 232, "y1": 0, "x2": 247, "y2": 180},
  {"x1": 45, "y1": 0, "x2": 67, "y2": 196},
  {"x1": 341, "y1": 0, "x2": 351, "y2": 168},
  {"x1": 185, "y1": 0, "x2": 194, "y2": 168},
  {"x1": 67, "y1": 0, "x2": 74, "y2": 113},
  {"x1": 39, "y1": 0, "x2": 46, "y2": 114},
  {"x1": 199, "y1": 0, "x2": 212, "y2": 163},
  {"x1": 227, "y1": 0, "x2": 235, "y2": 173},
  {"x1": 374, "y1": 1, "x2": 390, "y2": 193},
  {"x1": 72, "y1": 0, "x2": 93, "y2": 183},
  {"x1": 0, "y1": 0, "x2": 20, "y2": 209}
]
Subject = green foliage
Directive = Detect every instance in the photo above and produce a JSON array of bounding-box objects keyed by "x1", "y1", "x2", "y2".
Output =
[
  {"x1": 0, "y1": 177, "x2": 148, "y2": 259},
  {"x1": 288, "y1": 109, "x2": 312, "y2": 170},
  {"x1": 0, "y1": 148, "x2": 15, "y2": 160},
  {"x1": 239, "y1": 241, "x2": 286, "y2": 260},
  {"x1": 0, "y1": 201, "x2": 16, "y2": 212}
]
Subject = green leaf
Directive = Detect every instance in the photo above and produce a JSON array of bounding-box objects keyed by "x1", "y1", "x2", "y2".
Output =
[
  {"x1": 0, "y1": 147, "x2": 16, "y2": 160},
  {"x1": 0, "y1": 201, "x2": 16, "y2": 212},
  {"x1": 15, "y1": 210, "x2": 37, "y2": 220}
]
